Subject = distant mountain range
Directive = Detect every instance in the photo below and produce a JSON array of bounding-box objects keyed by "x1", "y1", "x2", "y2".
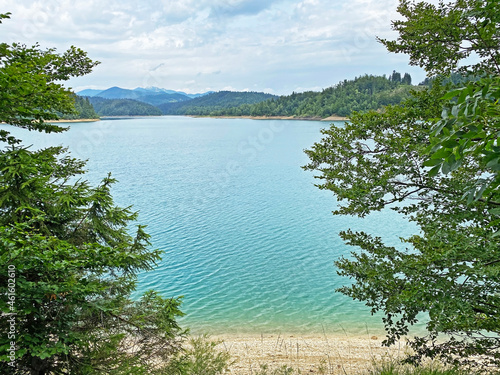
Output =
[
  {"x1": 77, "y1": 86, "x2": 277, "y2": 117},
  {"x1": 75, "y1": 72, "x2": 418, "y2": 119},
  {"x1": 159, "y1": 91, "x2": 278, "y2": 115},
  {"x1": 77, "y1": 86, "x2": 211, "y2": 107}
]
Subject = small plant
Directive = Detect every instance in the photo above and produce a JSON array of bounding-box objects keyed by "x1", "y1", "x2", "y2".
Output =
[
  {"x1": 365, "y1": 359, "x2": 478, "y2": 375},
  {"x1": 254, "y1": 364, "x2": 299, "y2": 375},
  {"x1": 164, "y1": 335, "x2": 233, "y2": 375}
]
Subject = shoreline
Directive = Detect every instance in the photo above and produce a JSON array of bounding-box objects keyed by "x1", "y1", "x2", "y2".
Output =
[
  {"x1": 188, "y1": 115, "x2": 349, "y2": 122},
  {"x1": 208, "y1": 333, "x2": 405, "y2": 374},
  {"x1": 46, "y1": 115, "x2": 349, "y2": 123},
  {"x1": 49, "y1": 118, "x2": 100, "y2": 123}
]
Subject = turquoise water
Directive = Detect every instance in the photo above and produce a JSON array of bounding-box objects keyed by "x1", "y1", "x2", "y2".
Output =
[{"x1": 2, "y1": 117, "x2": 418, "y2": 335}]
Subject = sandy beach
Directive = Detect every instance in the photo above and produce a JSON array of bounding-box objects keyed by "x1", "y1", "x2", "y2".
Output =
[
  {"x1": 49, "y1": 118, "x2": 100, "y2": 123},
  {"x1": 209, "y1": 333, "x2": 406, "y2": 374},
  {"x1": 189, "y1": 115, "x2": 349, "y2": 122}
]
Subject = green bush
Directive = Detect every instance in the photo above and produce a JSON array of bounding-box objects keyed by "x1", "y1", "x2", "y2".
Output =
[{"x1": 165, "y1": 335, "x2": 233, "y2": 375}]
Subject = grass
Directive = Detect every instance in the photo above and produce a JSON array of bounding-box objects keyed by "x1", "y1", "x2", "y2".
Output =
[
  {"x1": 364, "y1": 360, "x2": 477, "y2": 375},
  {"x1": 248, "y1": 359, "x2": 477, "y2": 375},
  {"x1": 166, "y1": 334, "x2": 483, "y2": 375}
]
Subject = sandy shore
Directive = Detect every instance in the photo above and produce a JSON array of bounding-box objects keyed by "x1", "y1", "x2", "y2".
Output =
[
  {"x1": 48, "y1": 116, "x2": 349, "y2": 123},
  {"x1": 49, "y1": 118, "x2": 100, "y2": 123},
  {"x1": 190, "y1": 115, "x2": 349, "y2": 122},
  {"x1": 321, "y1": 115, "x2": 349, "y2": 122},
  {"x1": 209, "y1": 333, "x2": 407, "y2": 374}
]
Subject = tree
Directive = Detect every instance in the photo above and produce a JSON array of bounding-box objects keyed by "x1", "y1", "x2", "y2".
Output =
[
  {"x1": 389, "y1": 70, "x2": 401, "y2": 83},
  {"x1": 402, "y1": 73, "x2": 412, "y2": 85},
  {"x1": 304, "y1": 0, "x2": 500, "y2": 369},
  {"x1": 61, "y1": 95, "x2": 99, "y2": 120},
  {"x1": 0, "y1": 13, "x2": 185, "y2": 374}
]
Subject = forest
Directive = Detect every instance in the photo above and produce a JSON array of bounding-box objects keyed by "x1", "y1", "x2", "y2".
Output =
[
  {"x1": 76, "y1": 73, "x2": 416, "y2": 118},
  {"x1": 158, "y1": 91, "x2": 277, "y2": 115},
  {"x1": 87, "y1": 96, "x2": 163, "y2": 116},
  {"x1": 212, "y1": 72, "x2": 415, "y2": 118},
  {"x1": 59, "y1": 96, "x2": 99, "y2": 120}
]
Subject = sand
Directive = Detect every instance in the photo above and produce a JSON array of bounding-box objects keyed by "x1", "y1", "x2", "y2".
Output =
[
  {"x1": 48, "y1": 118, "x2": 100, "y2": 123},
  {"x1": 189, "y1": 115, "x2": 349, "y2": 122},
  {"x1": 209, "y1": 333, "x2": 407, "y2": 374}
]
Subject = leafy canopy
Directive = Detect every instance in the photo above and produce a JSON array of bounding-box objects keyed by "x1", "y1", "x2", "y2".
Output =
[
  {"x1": 305, "y1": 0, "x2": 500, "y2": 370},
  {"x1": 0, "y1": 13, "x2": 185, "y2": 374}
]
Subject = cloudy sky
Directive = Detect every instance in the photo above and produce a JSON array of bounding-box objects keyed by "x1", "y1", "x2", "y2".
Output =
[{"x1": 2, "y1": 0, "x2": 429, "y2": 95}]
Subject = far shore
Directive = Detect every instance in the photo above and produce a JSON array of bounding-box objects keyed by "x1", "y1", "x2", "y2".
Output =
[
  {"x1": 49, "y1": 118, "x2": 100, "y2": 123},
  {"x1": 189, "y1": 115, "x2": 349, "y2": 122},
  {"x1": 44, "y1": 115, "x2": 349, "y2": 123},
  {"x1": 209, "y1": 333, "x2": 405, "y2": 374}
]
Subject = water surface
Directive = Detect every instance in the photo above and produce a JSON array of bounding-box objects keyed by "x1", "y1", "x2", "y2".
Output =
[{"x1": 3, "y1": 117, "x2": 417, "y2": 335}]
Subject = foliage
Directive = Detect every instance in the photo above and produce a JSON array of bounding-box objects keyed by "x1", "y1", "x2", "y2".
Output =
[
  {"x1": 0, "y1": 15, "x2": 99, "y2": 139},
  {"x1": 253, "y1": 364, "x2": 298, "y2": 375},
  {"x1": 380, "y1": 0, "x2": 500, "y2": 77},
  {"x1": 159, "y1": 91, "x2": 277, "y2": 115},
  {"x1": 214, "y1": 74, "x2": 414, "y2": 118},
  {"x1": 426, "y1": 75, "x2": 500, "y2": 204},
  {"x1": 59, "y1": 95, "x2": 99, "y2": 120},
  {"x1": 0, "y1": 147, "x2": 186, "y2": 374},
  {"x1": 365, "y1": 359, "x2": 476, "y2": 375},
  {"x1": 164, "y1": 335, "x2": 233, "y2": 375},
  {"x1": 384, "y1": 0, "x2": 500, "y2": 200},
  {"x1": 87, "y1": 96, "x2": 163, "y2": 116},
  {"x1": 304, "y1": 0, "x2": 500, "y2": 370},
  {"x1": 0, "y1": 13, "x2": 185, "y2": 374}
]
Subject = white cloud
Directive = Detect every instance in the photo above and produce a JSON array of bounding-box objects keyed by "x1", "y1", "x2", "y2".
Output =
[{"x1": 1, "y1": 0, "x2": 427, "y2": 94}]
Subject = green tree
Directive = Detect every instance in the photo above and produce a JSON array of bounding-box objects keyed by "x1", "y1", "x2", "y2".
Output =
[
  {"x1": 0, "y1": 13, "x2": 185, "y2": 374},
  {"x1": 304, "y1": 0, "x2": 500, "y2": 370},
  {"x1": 402, "y1": 73, "x2": 412, "y2": 85},
  {"x1": 60, "y1": 95, "x2": 99, "y2": 120}
]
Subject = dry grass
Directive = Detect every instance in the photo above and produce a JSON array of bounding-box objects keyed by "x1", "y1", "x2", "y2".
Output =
[{"x1": 210, "y1": 332, "x2": 408, "y2": 374}]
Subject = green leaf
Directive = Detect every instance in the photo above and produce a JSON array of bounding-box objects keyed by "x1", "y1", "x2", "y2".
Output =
[
  {"x1": 428, "y1": 164, "x2": 441, "y2": 177},
  {"x1": 423, "y1": 158, "x2": 442, "y2": 167}
]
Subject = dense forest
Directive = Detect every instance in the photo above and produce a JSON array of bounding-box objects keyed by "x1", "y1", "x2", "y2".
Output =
[
  {"x1": 87, "y1": 96, "x2": 163, "y2": 116},
  {"x1": 159, "y1": 91, "x2": 277, "y2": 115},
  {"x1": 73, "y1": 72, "x2": 416, "y2": 119},
  {"x1": 60, "y1": 95, "x2": 99, "y2": 120},
  {"x1": 213, "y1": 73, "x2": 415, "y2": 118}
]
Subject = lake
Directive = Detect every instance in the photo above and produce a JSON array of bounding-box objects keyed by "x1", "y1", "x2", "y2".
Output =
[{"x1": 2, "y1": 116, "x2": 417, "y2": 335}]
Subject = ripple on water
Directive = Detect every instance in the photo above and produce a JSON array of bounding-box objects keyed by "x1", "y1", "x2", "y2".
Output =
[{"x1": 2, "y1": 118, "x2": 419, "y2": 335}]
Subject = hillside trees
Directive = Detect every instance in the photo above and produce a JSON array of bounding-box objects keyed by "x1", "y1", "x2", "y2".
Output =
[
  {"x1": 87, "y1": 96, "x2": 163, "y2": 116},
  {"x1": 60, "y1": 95, "x2": 99, "y2": 119},
  {"x1": 158, "y1": 91, "x2": 276, "y2": 115},
  {"x1": 0, "y1": 13, "x2": 184, "y2": 374},
  {"x1": 304, "y1": 0, "x2": 500, "y2": 370},
  {"x1": 214, "y1": 74, "x2": 414, "y2": 118}
]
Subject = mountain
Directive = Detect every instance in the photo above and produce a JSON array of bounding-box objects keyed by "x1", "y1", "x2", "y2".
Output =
[
  {"x1": 96, "y1": 86, "x2": 144, "y2": 100},
  {"x1": 87, "y1": 97, "x2": 162, "y2": 116},
  {"x1": 79, "y1": 86, "x2": 195, "y2": 106},
  {"x1": 158, "y1": 91, "x2": 278, "y2": 115},
  {"x1": 211, "y1": 73, "x2": 416, "y2": 118},
  {"x1": 77, "y1": 89, "x2": 103, "y2": 97},
  {"x1": 138, "y1": 93, "x2": 192, "y2": 106},
  {"x1": 133, "y1": 87, "x2": 211, "y2": 99}
]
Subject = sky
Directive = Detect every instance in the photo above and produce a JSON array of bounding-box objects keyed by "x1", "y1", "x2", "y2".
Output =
[{"x1": 2, "y1": 0, "x2": 430, "y2": 95}]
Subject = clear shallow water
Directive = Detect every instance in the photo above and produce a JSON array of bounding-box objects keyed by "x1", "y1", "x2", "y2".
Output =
[{"x1": 3, "y1": 117, "x2": 418, "y2": 335}]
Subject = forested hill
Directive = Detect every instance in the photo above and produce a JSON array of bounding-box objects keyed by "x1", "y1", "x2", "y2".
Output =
[
  {"x1": 211, "y1": 73, "x2": 416, "y2": 118},
  {"x1": 159, "y1": 91, "x2": 277, "y2": 115},
  {"x1": 60, "y1": 96, "x2": 99, "y2": 120},
  {"x1": 87, "y1": 97, "x2": 162, "y2": 116},
  {"x1": 74, "y1": 72, "x2": 417, "y2": 118}
]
